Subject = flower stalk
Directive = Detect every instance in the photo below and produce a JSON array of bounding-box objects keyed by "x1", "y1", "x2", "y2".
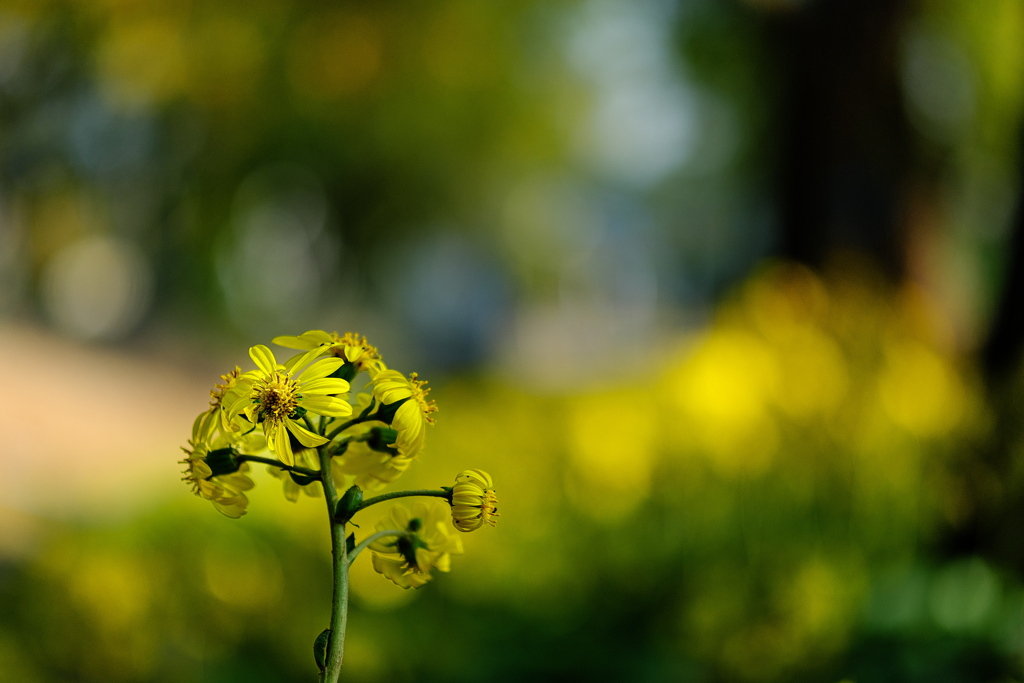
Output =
[
  {"x1": 356, "y1": 488, "x2": 452, "y2": 513},
  {"x1": 347, "y1": 529, "x2": 404, "y2": 566},
  {"x1": 236, "y1": 455, "x2": 321, "y2": 479},
  {"x1": 318, "y1": 442, "x2": 349, "y2": 683},
  {"x1": 179, "y1": 330, "x2": 499, "y2": 681}
]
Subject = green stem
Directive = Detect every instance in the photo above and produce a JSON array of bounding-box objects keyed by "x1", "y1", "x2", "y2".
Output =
[
  {"x1": 236, "y1": 455, "x2": 320, "y2": 479},
  {"x1": 355, "y1": 489, "x2": 452, "y2": 513},
  {"x1": 326, "y1": 401, "x2": 377, "y2": 440},
  {"x1": 347, "y1": 529, "x2": 404, "y2": 567},
  {"x1": 303, "y1": 414, "x2": 318, "y2": 434},
  {"x1": 318, "y1": 445, "x2": 348, "y2": 683}
]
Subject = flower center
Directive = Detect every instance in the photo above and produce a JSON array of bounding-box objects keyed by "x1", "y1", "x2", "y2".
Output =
[
  {"x1": 408, "y1": 373, "x2": 438, "y2": 424},
  {"x1": 252, "y1": 372, "x2": 300, "y2": 424},
  {"x1": 481, "y1": 490, "x2": 499, "y2": 526},
  {"x1": 179, "y1": 442, "x2": 210, "y2": 493},
  {"x1": 330, "y1": 331, "x2": 382, "y2": 364},
  {"x1": 209, "y1": 367, "x2": 242, "y2": 411}
]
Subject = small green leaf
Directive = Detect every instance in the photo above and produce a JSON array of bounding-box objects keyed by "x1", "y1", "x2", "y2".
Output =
[
  {"x1": 366, "y1": 426, "x2": 399, "y2": 453},
  {"x1": 346, "y1": 533, "x2": 356, "y2": 555},
  {"x1": 374, "y1": 397, "x2": 407, "y2": 424},
  {"x1": 313, "y1": 628, "x2": 330, "y2": 673},
  {"x1": 330, "y1": 362, "x2": 358, "y2": 382},
  {"x1": 334, "y1": 485, "x2": 363, "y2": 524},
  {"x1": 204, "y1": 447, "x2": 241, "y2": 476}
]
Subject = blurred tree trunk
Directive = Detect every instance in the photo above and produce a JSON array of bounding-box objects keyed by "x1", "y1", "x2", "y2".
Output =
[
  {"x1": 982, "y1": 143, "x2": 1024, "y2": 382},
  {"x1": 766, "y1": 0, "x2": 914, "y2": 281},
  {"x1": 963, "y1": 135, "x2": 1024, "y2": 573},
  {"x1": 759, "y1": 0, "x2": 1024, "y2": 573}
]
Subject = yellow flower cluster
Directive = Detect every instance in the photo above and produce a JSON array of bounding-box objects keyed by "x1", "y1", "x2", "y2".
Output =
[
  {"x1": 179, "y1": 328, "x2": 500, "y2": 593},
  {"x1": 179, "y1": 330, "x2": 442, "y2": 517}
]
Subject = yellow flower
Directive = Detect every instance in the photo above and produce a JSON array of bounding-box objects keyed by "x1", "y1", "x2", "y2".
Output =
[
  {"x1": 269, "y1": 447, "x2": 323, "y2": 502},
  {"x1": 272, "y1": 330, "x2": 385, "y2": 377},
  {"x1": 225, "y1": 345, "x2": 352, "y2": 466},
  {"x1": 332, "y1": 393, "x2": 414, "y2": 491},
  {"x1": 369, "y1": 502, "x2": 463, "y2": 589},
  {"x1": 371, "y1": 370, "x2": 437, "y2": 459},
  {"x1": 180, "y1": 433, "x2": 255, "y2": 518},
  {"x1": 450, "y1": 469, "x2": 499, "y2": 532},
  {"x1": 333, "y1": 441, "x2": 413, "y2": 492}
]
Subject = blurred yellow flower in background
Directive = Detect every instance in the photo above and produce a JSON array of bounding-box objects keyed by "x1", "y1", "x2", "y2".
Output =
[
  {"x1": 370, "y1": 502, "x2": 463, "y2": 589},
  {"x1": 333, "y1": 441, "x2": 413, "y2": 493},
  {"x1": 331, "y1": 393, "x2": 414, "y2": 491},
  {"x1": 268, "y1": 447, "x2": 323, "y2": 503}
]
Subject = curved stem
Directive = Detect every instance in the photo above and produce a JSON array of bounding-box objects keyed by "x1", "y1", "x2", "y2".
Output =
[
  {"x1": 347, "y1": 529, "x2": 404, "y2": 567},
  {"x1": 318, "y1": 445, "x2": 348, "y2": 683},
  {"x1": 236, "y1": 455, "x2": 320, "y2": 479},
  {"x1": 326, "y1": 401, "x2": 377, "y2": 440},
  {"x1": 355, "y1": 489, "x2": 452, "y2": 514}
]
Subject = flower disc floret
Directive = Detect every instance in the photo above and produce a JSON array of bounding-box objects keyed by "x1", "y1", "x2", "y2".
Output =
[
  {"x1": 369, "y1": 502, "x2": 463, "y2": 589},
  {"x1": 450, "y1": 469, "x2": 499, "y2": 532}
]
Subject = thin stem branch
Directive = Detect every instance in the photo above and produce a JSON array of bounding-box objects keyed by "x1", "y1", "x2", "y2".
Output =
[
  {"x1": 236, "y1": 455, "x2": 320, "y2": 479},
  {"x1": 326, "y1": 400, "x2": 377, "y2": 440},
  {"x1": 347, "y1": 529, "x2": 404, "y2": 567},
  {"x1": 318, "y1": 445, "x2": 348, "y2": 683},
  {"x1": 355, "y1": 489, "x2": 452, "y2": 513},
  {"x1": 303, "y1": 414, "x2": 318, "y2": 434}
]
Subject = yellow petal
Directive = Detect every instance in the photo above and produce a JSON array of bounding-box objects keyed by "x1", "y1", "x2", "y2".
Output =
[
  {"x1": 270, "y1": 422, "x2": 294, "y2": 466},
  {"x1": 212, "y1": 493, "x2": 248, "y2": 518},
  {"x1": 273, "y1": 330, "x2": 332, "y2": 349},
  {"x1": 289, "y1": 347, "x2": 333, "y2": 378},
  {"x1": 285, "y1": 419, "x2": 329, "y2": 448},
  {"x1": 301, "y1": 378, "x2": 350, "y2": 395},
  {"x1": 249, "y1": 345, "x2": 278, "y2": 374},
  {"x1": 298, "y1": 358, "x2": 345, "y2": 384},
  {"x1": 301, "y1": 396, "x2": 353, "y2": 418}
]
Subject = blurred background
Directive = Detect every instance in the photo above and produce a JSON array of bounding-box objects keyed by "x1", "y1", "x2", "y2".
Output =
[{"x1": 2, "y1": 0, "x2": 1024, "y2": 680}]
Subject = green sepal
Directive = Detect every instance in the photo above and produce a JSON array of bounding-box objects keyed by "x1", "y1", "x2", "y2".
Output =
[
  {"x1": 396, "y1": 530, "x2": 428, "y2": 568},
  {"x1": 334, "y1": 485, "x2": 363, "y2": 524},
  {"x1": 313, "y1": 628, "x2": 330, "y2": 673},
  {"x1": 288, "y1": 470, "x2": 318, "y2": 487},
  {"x1": 346, "y1": 533, "x2": 356, "y2": 555},
  {"x1": 288, "y1": 406, "x2": 308, "y2": 420},
  {"x1": 374, "y1": 397, "x2": 407, "y2": 424},
  {"x1": 204, "y1": 447, "x2": 241, "y2": 476},
  {"x1": 366, "y1": 426, "x2": 399, "y2": 454},
  {"x1": 330, "y1": 362, "x2": 358, "y2": 382}
]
